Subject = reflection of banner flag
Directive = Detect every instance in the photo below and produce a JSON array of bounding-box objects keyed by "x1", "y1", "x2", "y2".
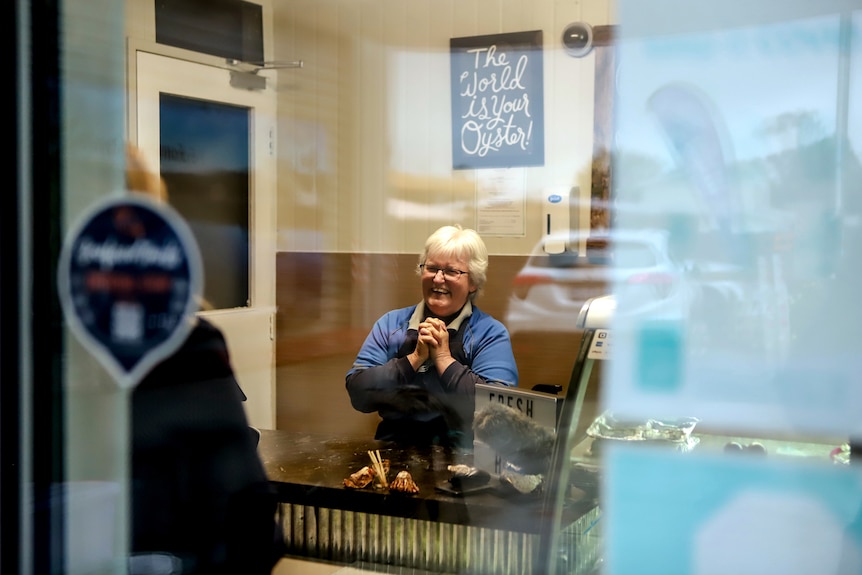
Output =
[{"x1": 647, "y1": 83, "x2": 738, "y2": 238}]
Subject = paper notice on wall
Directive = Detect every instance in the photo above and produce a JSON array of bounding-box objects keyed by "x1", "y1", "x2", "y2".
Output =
[{"x1": 476, "y1": 168, "x2": 525, "y2": 236}]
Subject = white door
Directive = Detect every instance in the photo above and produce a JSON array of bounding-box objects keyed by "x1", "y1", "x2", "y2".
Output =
[{"x1": 133, "y1": 50, "x2": 277, "y2": 429}]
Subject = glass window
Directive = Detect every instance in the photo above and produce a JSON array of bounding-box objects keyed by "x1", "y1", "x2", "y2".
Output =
[
  {"x1": 160, "y1": 94, "x2": 251, "y2": 310},
  {"x1": 12, "y1": 0, "x2": 860, "y2": 573}
]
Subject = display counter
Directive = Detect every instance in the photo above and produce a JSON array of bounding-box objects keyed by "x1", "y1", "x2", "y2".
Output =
[
  {"x1": 257, "y1": 429, "x2": 600, "y2": 574},
  {"x1": 259, "y1": 294, "x2": 847, "y2": 575}
]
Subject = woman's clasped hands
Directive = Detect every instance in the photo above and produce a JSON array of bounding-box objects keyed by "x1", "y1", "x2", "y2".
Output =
[{"x1": 413, "y1": 318, "x2": 455, "y2": 372}]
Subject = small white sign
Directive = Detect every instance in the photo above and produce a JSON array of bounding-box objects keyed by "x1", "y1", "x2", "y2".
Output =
[
  {"x1": 588, "y1": 329, "x2": 612, "y2": 360},
  {"x1": 473, "y1": 383, "x2": 562, "y2": 474}
]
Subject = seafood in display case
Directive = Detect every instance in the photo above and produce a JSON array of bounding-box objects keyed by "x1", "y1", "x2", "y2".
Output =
[{"x1": 389, "y1": 471, "x2": 420, "y2": 494}]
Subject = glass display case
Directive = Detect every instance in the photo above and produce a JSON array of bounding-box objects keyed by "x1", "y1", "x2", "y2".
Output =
[
  {"x1": 535, "y1": 293, "x2": 851, "y2": 575},
  {"x1": 536, "y1": 295, "x2": 614, "y2": 575}
]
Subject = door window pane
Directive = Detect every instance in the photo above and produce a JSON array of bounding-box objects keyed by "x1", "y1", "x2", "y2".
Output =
[{"x1": 159, "y1": 93, "x2": 250, "y2": 309}]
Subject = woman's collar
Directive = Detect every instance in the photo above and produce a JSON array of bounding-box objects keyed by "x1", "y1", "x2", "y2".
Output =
[{"x1": 408, "y1": 300, "x2": 473, "y2": 331}]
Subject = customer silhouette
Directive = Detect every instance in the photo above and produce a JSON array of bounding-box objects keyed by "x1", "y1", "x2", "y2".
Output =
[{"x1": 126, "y1": 146, "x2": 283, "y2": 574}]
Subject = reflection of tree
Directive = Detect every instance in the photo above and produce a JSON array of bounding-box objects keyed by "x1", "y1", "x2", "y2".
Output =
[
  {"x1": 610, "y1": 149, "x2": 667, "y2": 202},
  {"x1": 753, "y1": 108, "x2": 862, "y2": 355},
  {"x1": 594, "y1": 104, "x2": 862, "y2": 356},
  {"x1": 590, "y1": 147, "x2": 667, "y2": 230},
  {"x1": 590, "y1": 147, "x2": 612, "y2": 229},
  {"x1": 757, "y1": 110, "x2": 827, "y2": 151},
  {"x1": 757, "y1": 111, "x2": 839, "y2": 209},
  {"x1": 753, "y1": 109, "x2": 862, "y2": 286}
]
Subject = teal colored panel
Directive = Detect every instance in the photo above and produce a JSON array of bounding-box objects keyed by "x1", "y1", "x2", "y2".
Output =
[
  {"x1": 605, "y1": 445, "x2": 862, "y2": 575},
  {"x1": 636, "y1": 321, "x2": 683, "y2": 392}
]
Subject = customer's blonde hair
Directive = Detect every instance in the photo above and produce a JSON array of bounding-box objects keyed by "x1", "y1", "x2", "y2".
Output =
[
  {"x1": 125, "y1": 144, "x2": 168, "y2": 201},
  {"x1": 124, "y1": 144, "x2": 214, "y2": 311}
]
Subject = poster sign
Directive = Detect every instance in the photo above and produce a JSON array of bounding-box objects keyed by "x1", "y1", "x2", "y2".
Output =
[
  {"x1": 450, "y1": 30, "x2": 545, "y2": 170},
  {"x1": 57, "y1": 193, "x2": 203, "y2": 389}
]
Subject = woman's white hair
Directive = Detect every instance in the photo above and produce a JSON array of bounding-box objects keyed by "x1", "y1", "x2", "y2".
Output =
[{"x1": 418, "y1": 225, "x2": 488, "y2": 300}]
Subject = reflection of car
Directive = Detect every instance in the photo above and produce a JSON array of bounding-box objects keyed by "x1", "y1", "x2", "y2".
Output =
[{"x1": 505, "y1": 230, "x2": 688, "y2": 334}]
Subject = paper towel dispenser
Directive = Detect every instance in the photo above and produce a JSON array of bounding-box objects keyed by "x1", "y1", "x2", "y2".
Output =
[{"x1": 543, "y1": 186, "x2": 579, "y2": 254}]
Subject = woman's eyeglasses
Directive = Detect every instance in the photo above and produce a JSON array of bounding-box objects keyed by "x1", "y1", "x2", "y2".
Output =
[{"x1": 419, "y1": 264, "x2": 469, "y2": 281}]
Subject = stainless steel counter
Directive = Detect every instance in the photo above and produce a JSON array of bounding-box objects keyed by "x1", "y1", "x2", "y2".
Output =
[{"x1": 257, "y1": 430, "x2": 600, "y2": 575}]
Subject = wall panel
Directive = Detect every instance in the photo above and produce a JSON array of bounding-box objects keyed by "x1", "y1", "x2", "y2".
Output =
[{"x1": 273, "y1": 0, "x2": 612, "y2": 255}]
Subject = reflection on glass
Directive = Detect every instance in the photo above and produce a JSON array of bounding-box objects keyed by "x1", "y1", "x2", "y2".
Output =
[
  {"x1": 159, "y1": 93, "x2": 250, "y2": 309},
  {"x1": 609, "y1": 9, "x2": 862, "y2": 434},
  {"x1": 538, "y1": 324, "x2": 607, "y2": 575}
]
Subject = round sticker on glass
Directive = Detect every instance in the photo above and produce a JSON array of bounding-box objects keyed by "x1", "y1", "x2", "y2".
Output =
[{"x1": 57, "y1": 193, "x2": 203, "y2": 389}]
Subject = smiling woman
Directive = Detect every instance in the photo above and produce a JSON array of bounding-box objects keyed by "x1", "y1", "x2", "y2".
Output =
[{"x1": 345, "y1": 225, "x2": 519, "y2": 448}]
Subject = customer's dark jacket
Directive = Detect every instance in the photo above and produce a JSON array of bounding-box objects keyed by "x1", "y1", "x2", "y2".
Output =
[{"x1": 131, "y1": 317, "x2": 283, "y2": 574}]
